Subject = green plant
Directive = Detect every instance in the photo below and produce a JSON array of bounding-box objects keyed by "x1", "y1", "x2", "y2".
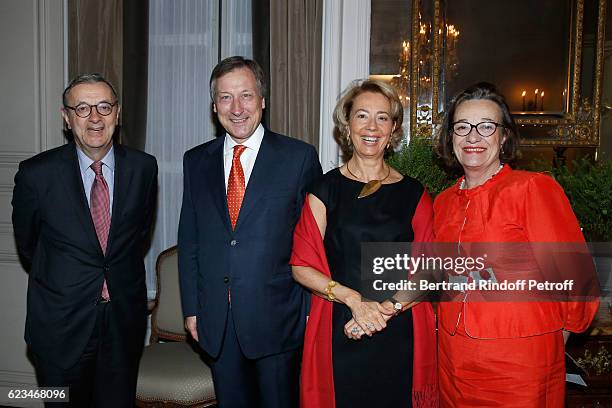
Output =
[
  {"x1": 576, "y1": 346, "x2": 612, "y2": 376},
  {"x1": 386, "y1": 137, "x2": 456, "y2": 196},
  {"x1": 551, "y1": 156, "x2": 612, "y2": 242},
  {"x1": 387, "y1": 136, "x2": 611, "y2": 241}
]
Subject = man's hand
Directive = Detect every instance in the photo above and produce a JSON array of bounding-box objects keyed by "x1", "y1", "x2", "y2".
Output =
[{"x1": 185, "y1": 316, "x2": 198, "y2": 341}]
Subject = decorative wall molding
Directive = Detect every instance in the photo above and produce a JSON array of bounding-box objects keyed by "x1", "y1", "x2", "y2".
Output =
[
  {"x1": 0, "y1": 369, "x2": 38, "y2": 383},
  {"x1": 0, "y1": 253, "x2": 20, "y2": 263},
  {"x1": 37, "y1": 0, "x2": 66, "y2": 151},
  {"x1": 318, "y1": 0, "x2": 371, "y2": 172},
  {"x1": 0, "y1": 222, "x2": 19, "y2": 263},
  {"x1": 0, "y1": 370, "x2": 41, "y2": 407},
  {"x1": 0, "y1": 193, "x2": 17, "y2": 260},
  {"x1": 0, "y1": 0, "x2": 65, "y2": 395},
  {"x1": 0, "y1": 153, "x2": 39, "y2": 165}
]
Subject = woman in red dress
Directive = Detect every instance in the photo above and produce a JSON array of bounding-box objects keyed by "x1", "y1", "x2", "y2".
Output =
[{"x1": 433, "y1": 82, "x2": 599, "y2": 407}]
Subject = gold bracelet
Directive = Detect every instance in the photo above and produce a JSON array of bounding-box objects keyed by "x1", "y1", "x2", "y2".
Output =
[{"x1": 324, "y1": 280, "x2": 337, "y2": 301}]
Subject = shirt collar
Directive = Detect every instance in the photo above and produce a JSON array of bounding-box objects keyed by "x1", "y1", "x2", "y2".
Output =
[
  {"x1": 223, "y1": 124, "x2": 265, "y2": 156},
  {"x1": 76, "y1": 145, "x2": 115, "y2": 175}
]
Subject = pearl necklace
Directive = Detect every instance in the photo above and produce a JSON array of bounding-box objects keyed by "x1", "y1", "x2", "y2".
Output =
[{"x1": 460, "y1": 164, "x2": 504, "y2": 190}]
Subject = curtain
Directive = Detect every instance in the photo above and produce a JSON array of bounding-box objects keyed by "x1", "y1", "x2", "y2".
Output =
[
  {"x1": 144, "y1": 1, "x2": 253, "y2": 298},
  {"x1": 269, "y1": 0, "x2": 323, "y2": 148},
  {"x1": 68, "y1": 0, "x2": 148, "y2": 149},
  {"x1": 221, "y1": 0, "x2": 253, "y2": 59},
  {"x1": 68, "y1": 0, "x2": 122, "y2": 89},
  {"x1": 144, "y1": 0, "x2": 220, "y2": 297},
  {"x1": 252, "y1": 0, "x2": 270, "y2": 126},
  {"x1": 122, "y1": 0, "x2": 149, "y2": 150}
]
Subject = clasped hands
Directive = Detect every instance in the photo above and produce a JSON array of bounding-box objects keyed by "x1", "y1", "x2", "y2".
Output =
[{"x1": 343, "y1": 298, "x2": 396, "y2": 340}]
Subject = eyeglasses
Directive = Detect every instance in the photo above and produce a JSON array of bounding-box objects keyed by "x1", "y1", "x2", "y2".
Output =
[
  {"x1": 64, "y1": 101, "x2": 117, "y2": 118},
  {"x1": 452, "y1": 121, "x2": 504, "y2": 137}
]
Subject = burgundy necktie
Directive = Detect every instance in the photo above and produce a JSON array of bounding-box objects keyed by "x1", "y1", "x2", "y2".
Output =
[
  {"x1": 90, "y1": 161, "x2": 111, "y2": 300},
  {"x1": 227, "y1": 145, "x2": 247, "y2": 230}
]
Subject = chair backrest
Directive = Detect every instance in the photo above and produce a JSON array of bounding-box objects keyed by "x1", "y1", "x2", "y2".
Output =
[{"x1": 151, "y1": 246, "x2": 188, "y2": 342}]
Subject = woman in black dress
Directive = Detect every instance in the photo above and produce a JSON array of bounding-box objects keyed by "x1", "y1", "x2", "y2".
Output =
[{"x1": 291, "y1": 79, "x2": 438, "y2": 408}]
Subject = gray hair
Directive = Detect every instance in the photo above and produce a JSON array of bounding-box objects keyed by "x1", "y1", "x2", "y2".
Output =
[{"x1": 62, "y1": 73, "x2": 118, "y2": 106}]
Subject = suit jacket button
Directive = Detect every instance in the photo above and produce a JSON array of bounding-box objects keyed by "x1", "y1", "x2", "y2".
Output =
[
  {"x1": 230, "y1": 239, "x2": 237, "y2": 246},
  {"x1": 223, "y1": 277, "x2": 230, "y2": 283},
  {"x1": 103, "y1": 265, "x2": 110, "y2": 272}
]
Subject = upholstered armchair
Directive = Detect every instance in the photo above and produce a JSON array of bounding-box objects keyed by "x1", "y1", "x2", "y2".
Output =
[{"x1": 136, "y1": 246, "x2": 216, "y2": 407}]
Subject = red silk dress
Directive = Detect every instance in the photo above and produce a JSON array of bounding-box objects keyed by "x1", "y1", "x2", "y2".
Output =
[{"x1": 433, "y1": 165, "x2": 599, "y2": 407}]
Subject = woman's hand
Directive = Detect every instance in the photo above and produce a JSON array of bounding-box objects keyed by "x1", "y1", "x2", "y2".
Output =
[
  {"x1": 344, "y1": 300, "x2": 396, "y2": 339},
  {"x1": 346, "y1": 297, "x2": 395, "y2": 337},
  {"x1": 344, "y1": 318, "x2": 364, "y2": 340}
]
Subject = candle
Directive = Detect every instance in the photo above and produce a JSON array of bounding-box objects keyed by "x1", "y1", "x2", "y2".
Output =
[
  {"x1": 522, "y1": 90, "x2": 526, "y2": 111},
  {"x1": 540, "y1": 91, "x2": 544, "y2": 111},
  {"x1": 534, "y1": 89, "x2": 539, "y2": 111}
]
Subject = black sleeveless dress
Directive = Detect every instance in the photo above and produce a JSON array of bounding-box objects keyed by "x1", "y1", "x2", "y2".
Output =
[{"x1": 310, "y1": 168, "x2": 426, "y2": 408}]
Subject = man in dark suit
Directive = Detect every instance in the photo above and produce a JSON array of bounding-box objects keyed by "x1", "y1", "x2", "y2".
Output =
[
  {"x1": 178, "y1": 56, "x2": 322, "y2": 407},
  {"x1": 12, "y1": 73, "x2": 158, "y2": 407}
]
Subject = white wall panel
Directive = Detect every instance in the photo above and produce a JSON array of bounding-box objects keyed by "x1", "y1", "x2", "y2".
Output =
[
  {"x1": 0, "y1": 0, "x2": 65, "y2": 401},
  {"x1": 318, "y1": 0, "x2": 371, "y2": 172}
]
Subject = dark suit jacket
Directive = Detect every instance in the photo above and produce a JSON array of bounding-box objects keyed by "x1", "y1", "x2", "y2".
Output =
[
  {"x1": 178, "y1": 130, "x2": 322, "y2": 359},
  {"x1": 12, "y1": 142, "x2": 158, "y2": 369}
]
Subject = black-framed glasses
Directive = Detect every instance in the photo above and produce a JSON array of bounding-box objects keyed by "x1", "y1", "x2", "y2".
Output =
[
  {"x1": 64, "y1": 101, "x2": 117, "y2": 118},
  {"x1": 452, "y1": 121, "x2": 504, "y2": 137}
]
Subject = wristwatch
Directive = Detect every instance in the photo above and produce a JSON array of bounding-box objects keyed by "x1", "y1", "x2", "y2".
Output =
[{"x1": 387, "y1": 297, "x2": 403, "y2": 315}]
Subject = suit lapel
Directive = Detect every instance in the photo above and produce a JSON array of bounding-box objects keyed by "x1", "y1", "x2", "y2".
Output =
[
  {"x1": 234, "y1": 131, "x2": 279, "y2": 231},
  {"x1": 106, "y1": 144, "x2": 133, "y2": 257},
  {"x1": 202, "y1": 138, "x2": 232, "y2": 233},
  {"x1": 58, "y1": 143, "x2": 103, "y2": 255}
]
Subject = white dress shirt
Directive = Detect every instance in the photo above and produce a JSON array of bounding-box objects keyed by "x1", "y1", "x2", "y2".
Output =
[{"x1": 223, "y1": 124, "x2": 265, "y2": 192}]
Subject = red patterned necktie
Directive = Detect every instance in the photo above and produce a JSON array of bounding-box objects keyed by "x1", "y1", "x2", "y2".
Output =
[
  {"x1": 90, "y1": 160, "x2": 111, "y2": 300},
  {"x1": 227, "y1": 145, "x2": 247, "y2": 230}
]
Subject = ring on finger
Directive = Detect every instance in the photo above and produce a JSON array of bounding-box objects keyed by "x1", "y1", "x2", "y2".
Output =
[
  {"x1": 351, "y1": 326, "x2": 360, "y2": 334},
  {"x1": 366, "y1": 323, "x2": 375, "y2": 330}
]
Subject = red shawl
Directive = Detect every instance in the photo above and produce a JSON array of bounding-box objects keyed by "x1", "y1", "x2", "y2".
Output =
[{"x1": 291, "y1": 195, "x2": 439, "y2": 408}]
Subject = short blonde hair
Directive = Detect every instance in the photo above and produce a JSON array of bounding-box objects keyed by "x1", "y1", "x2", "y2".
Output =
[{"x1": 332, "y1": 79, "x2": 404, "y2": 161}]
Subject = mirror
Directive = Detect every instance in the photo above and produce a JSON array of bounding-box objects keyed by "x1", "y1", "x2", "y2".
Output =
[
  {"x1": 440, "y1": 0, "x2": 571, "y2": 115},
  {"x1": 369, "y1": 0, "x2": 606, "y2": 147},
  {"x1": 370, "y1": 0, "x2": 414, "y2": 131},
  {"x1": 432, "y1": 0, "x2": 606, "y2": 146}
]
